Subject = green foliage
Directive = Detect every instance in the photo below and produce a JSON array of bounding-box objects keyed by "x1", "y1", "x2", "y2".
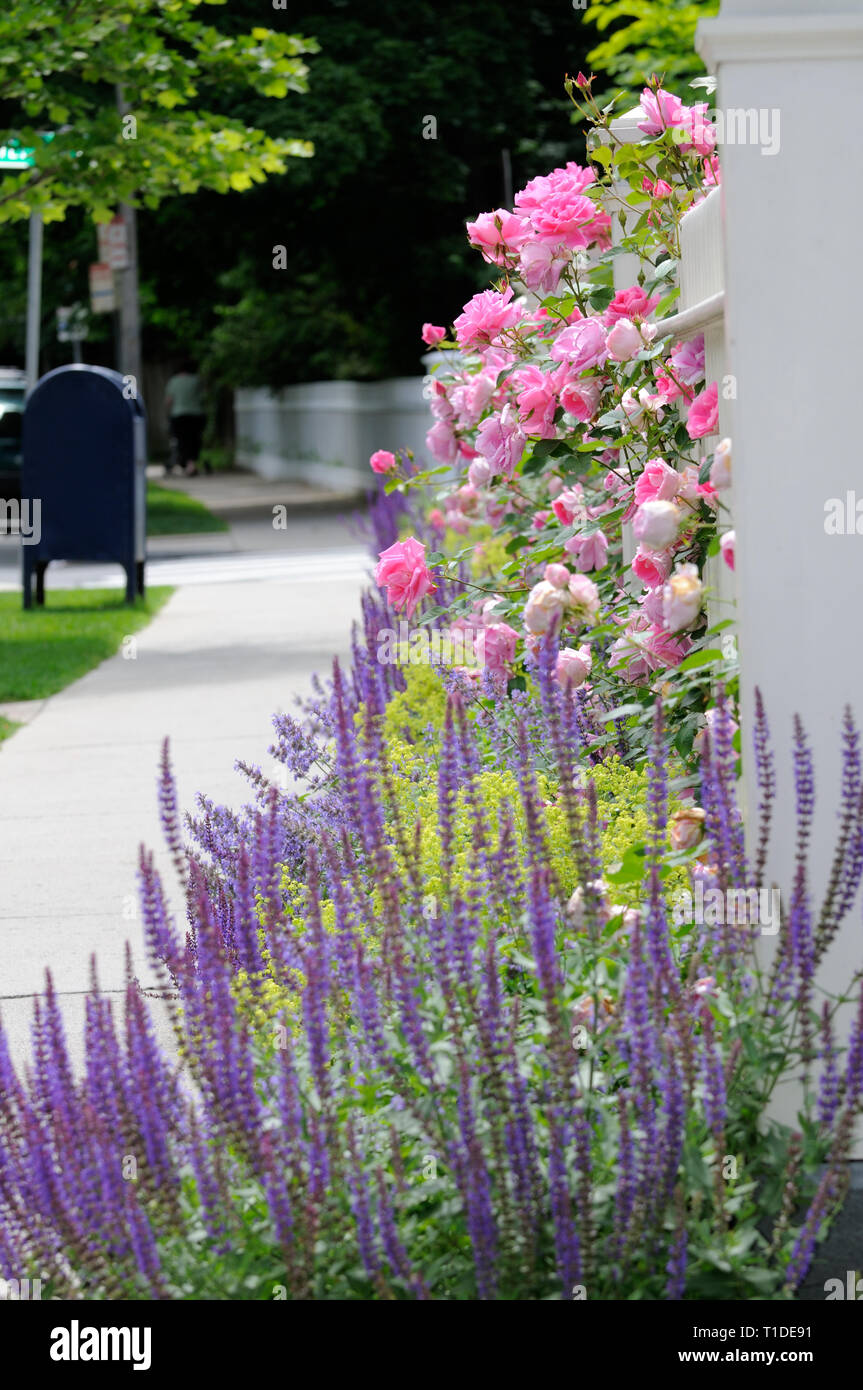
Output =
[
  {"x1": 584, "y1": 0, "x2": 719, "y2": 105},
  {"x1": 0, "y1": 0, "x2": 316, "y2": 224},
  {"x1": 0, "y1": 585, "x2": 172, "y2": 700}
]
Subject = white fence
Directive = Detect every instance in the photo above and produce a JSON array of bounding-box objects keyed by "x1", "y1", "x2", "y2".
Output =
[{"x1": 235, "y1": 376, "x2": 431, "y2": 491}]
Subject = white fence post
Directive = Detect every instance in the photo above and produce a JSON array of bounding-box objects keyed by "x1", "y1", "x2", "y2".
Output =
[{"x1": 698, "y1": 0, "x2": 863, "y2": 1147}]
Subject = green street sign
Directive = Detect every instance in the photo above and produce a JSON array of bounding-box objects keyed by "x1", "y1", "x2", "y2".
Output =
[{"x1": 0, "y1": 142, "x2": 35, "y2": 169}]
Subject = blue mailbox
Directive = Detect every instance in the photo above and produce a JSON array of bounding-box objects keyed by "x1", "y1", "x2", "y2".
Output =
[{"x1": 21, "y1": 364, "x2": 147, "y2": 607}]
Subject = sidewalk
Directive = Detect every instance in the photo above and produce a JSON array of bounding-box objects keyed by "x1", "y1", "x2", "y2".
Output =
[{"x1": 0, "y1": 494, "x2": 370, "y2": 1070}]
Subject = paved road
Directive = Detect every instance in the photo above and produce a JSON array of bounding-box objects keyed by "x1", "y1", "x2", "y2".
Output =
[{"x1": 0, "y1": 494, "x2": 372, "y2": 1070}]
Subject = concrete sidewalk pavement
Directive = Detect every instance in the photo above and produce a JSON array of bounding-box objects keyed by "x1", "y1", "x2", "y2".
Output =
[{"x1": 0, "y1": 527, "x2": 370, "y2": 1069}]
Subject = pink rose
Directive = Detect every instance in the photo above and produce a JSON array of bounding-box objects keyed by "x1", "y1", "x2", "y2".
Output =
[
  {"x1": 687, "y1": 381, "x2": 719, "y2": 440},
  {"x1": 632, "y1": 546, "x2": 673, "y2": 589},
  {"x1": 428, "y1": 508, "x2": 446, "y2": 534},
  {"x1": 466, "y1": 208, "x2": 532, "y2": 265},
  {"x1": 634, "y1": 458, "x2": 680, "y2": 505},
  {"x1": 515, "y1": 162, "x2": 610, "y2": 251},
  {"x1": 646, "y1": 625, "x2": 692, "y2": 668},
  {"x1": 568, "y1": 573, "x2": 600, "y2": 624},
  {"x1": 544, "y1": 563, "x2": 571, "y2": 590},
  {"x1": 518, "y1": 240, "x2": 570, "y2": 294},
  {"x1": 606, "y1": 317, "x2": 643, "y2": 362},
  {"x1": 375, "y1": 537, "x2": 436, "y2": 618},
  {"x1": 556, "y1": 645, "x2": 592, "y2": 689},
  {"x1": 479, "y1": 620, "x2": 519, "y2": 674},
  {"x1": 549, "y1": 316, "x2": 608, "y2": 372},
  {"x1": 632, "y1": 499, "x2": 681, "y2": 551},
  {"x1": 670, "y1": 336, "x2": 705, "y2": 387},
  {"x1": 662, "y1": 563, "x2": 704, "y2": 633},
  {"x1": 720, "y1": 530, "x2": 735, "y2": 571},
  {"x1": 552, "y1": 487, "x2": 585, "y2": 526},
  {"x1": 468, "y1": 457, "x2": 492, "y2": 488},
  {"x1": 454, "y1": 285, "x2": 522, "y2": 350},
  {"x1": 370, "y1": 449, "x2": 397, "y2": 475},
  {"x1": 676, "y1": 103, "x2": 717, "y2": 158},
  {"x1": 564, "y1": 528, "x2": 608, "y2": 572},
  {"x1": 425, "y1": 419, "x2": 458, "y2": 465},
  {"x1": 513, "y1": 364, "x2": 558, "y2": 438},
  {"x1": 523, "y1": 579, "x2": 569, "y2": 635},
  {"x1": 637, "y1": 86, "x2": 686, "y2": 138},
  {"x1": 670, "y1": 806, "x2": 706, "y2": 852},
  {"x1": 421, "y1": 323, "x2": 446, "y2": 347},
  {"x1": 475, "y1": 405, "x2": 526, "y2": 479},
  {"x1": 604, "y1": 285, "x2": 659, "y2": 326},
  {"x1": 559, "y1": 373, "x2": 602, "y2": 423}
]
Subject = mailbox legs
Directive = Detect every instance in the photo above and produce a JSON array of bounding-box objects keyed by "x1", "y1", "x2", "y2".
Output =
[
  {"x1": 21, "y1": 554, "x2": 46, "y2": 609},
  {"x1": 136, "y1": 560, "x2": 145, "y2": 598}
]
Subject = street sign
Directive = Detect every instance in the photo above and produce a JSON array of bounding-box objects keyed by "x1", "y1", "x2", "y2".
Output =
[
  {"x1": 97, "y1": 216, "x2": 129, "y2": 271},
  {"x1": 0, "y1": 142, "x2": 34, "y2": 170},
  {"x1": 89, "y1": 263, "x2": 116, "y2": 314},
  {"x1": 57, "y1": 304, "x2": 88, "y2": 343}
]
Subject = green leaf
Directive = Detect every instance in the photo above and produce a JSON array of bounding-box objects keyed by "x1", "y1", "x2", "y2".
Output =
[{"x1": 676, "y1": 648, "x2": 724, "y2": 673}]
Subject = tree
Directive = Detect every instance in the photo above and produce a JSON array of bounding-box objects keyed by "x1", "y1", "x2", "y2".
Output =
[
  {"x1": 0, "y1": 0, "x2": 316, "y2": 225},
  {"x1": 583, "y1": 0, "x2": 719, "y2": 107}
]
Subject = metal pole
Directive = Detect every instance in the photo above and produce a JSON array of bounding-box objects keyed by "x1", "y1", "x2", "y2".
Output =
[
  {"x1": 501, "y1": 148, "x2": 513, "y2": 210},
  {"x1": 115, "y1": 81, "x2": 142, "y2": 393},
  {"x1": 25, "y1": 211, "x2": 43, "y2": 393}
]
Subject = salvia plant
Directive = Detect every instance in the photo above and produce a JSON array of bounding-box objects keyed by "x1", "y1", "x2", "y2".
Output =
[{"x1": 1, "y1": 589, "x2": 862, "y2": 1299}]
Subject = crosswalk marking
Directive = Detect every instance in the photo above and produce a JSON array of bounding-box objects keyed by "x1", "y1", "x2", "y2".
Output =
[{"x1": 0, "y1": 548, "x2": 372, "y2": 592}]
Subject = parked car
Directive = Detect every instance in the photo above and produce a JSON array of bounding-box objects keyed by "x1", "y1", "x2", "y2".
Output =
[{"x1": 0, "y1": 367, "x2": 27, "y2": 497}]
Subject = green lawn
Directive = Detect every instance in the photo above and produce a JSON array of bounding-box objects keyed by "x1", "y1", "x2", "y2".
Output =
[
  {"x1": 147, "y1": 481, "x2": 228, "y2": 535},
  {"x1": 0, "y1": 587, "x2": 173, "y2": 702},
  {"x1": 0, "y1": 715, "x2": 18, "y2": 744}
]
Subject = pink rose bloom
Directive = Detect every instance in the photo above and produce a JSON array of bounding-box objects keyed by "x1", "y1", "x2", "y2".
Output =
[
  {"x1": 421, "y1": 323, "x2": 446, "y2": 347},
  {"x1": 704, "y1": 154, "x2": 721, "y2": 187},
  {"x1": 645, "y1": 624, "x2": 692, "y2": 669},
  {"x1": 670, "y1": 336, "x2": 705, "y2": 386},
  {"x1": 639, "y1": 586, "x2": 666, "y2": 626},
  {"x1": 454, "y1": 285, "x2": 522, "y2": 350},
  {"x1": 556, "y1": 644, "x2": 592, "y2": 689},
  {"x1": 635, "y1": 458, "x2": 680, "y2": 505},
  {"x1": 568, "y1": 572, "x2": 600, "y2": 624},
  {"x1": 480, "y1": 620, "x2": 519, "y2": 674},
  {"x1": 606, "y1": 317, "x2": 643, "y2": 362},
  {"x1": 370, "y1": 449, "x2": 397, "y2": 474},
  {"x1": 425, "y1": 419, "x2": 458, "y2": 465},
  {"x1": 604, "y1": 285, "x2": 659, "y2": 326},
  {"x1": 549, "y1": 316, "x2": 608, "y2": 372},
  {"x1": 609, "y1": 624, "x2": 653, "y2": 683},
  {"x1": 632, "y1": 545, "x2": 673, "y2": 589},
  {"x1": 375, "y1": 537, "x2": 436, "y2": 618},
  {"x1": 637, "y1": 86, "x2": 686, "y2": 138},
  {"x1": 523, "y1": 579, "x2": 569, "y2": 635},
  {"x1": 545, "y1": 562, "x2": 570, "y2": 590},
  {"x1": 687, "y1": 381, "x2": 719, "y2": 440},
  {"x1": 552, "y1": 487, "x2": 585, "y2": 526},
  {"x1": 632, "y1": 499, "x2": 681, "y2": 551},
  {"x1": 653, "y1": 366, "x2": 693, "y2": 406},
  {"x1": 475, "y1": 404, "x2": 526, "y2": 479},
  {"x1": 720, "y1": 530, "x2": 735, "y2": 571},
  {"x1": 466, "y1": 208, "x2": 532, "y2": 265},
  {"x1": 468, "y1": 457, "x2": 492, "y2": 489},
  {"x1": 564, "y1": 528, "x2": 608, "y2": 572},
  {"x1": 642, "y1": 176, "x2": 673, "y2": 200},
  {"x1": 663, "y1": 562, "x2": 704, "y2": 633},
  {"x1": 710, "y1": 437, "x2": 731, "y2": 491},
  {"x1": 450, "y1": 372, "x2": 496, "y2": 429},
  {"x1": 532, "y1": 510, "x2": 551, "y2": 530},
  {"x1": 559, "y1": 372, "x2": 602, "y2": 423},
  {"x1": 515, "y1": 161, "x2": 596, "y2": 216},
  {"x1": 676, "y1": 103, "x2": 717, "y2": 157},
  {"x1": 513, "y1": 364, "x2": 558, "y2": 438},
  {"x1": 428, "y1": 508, "x2": 446, "y2": 534},
  {"x1": 518, "y1": 240, "x2": 570, "y2": 294}
]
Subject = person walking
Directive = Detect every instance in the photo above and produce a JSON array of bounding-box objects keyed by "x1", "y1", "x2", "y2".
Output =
[{"x1": 165, "y1": 359, "x2": 208, "y2": 476}]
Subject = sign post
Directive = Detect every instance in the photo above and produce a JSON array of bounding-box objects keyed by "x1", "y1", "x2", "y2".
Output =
[{"x1": 0, "y1": 143, "x2": 40, "y2": 394}]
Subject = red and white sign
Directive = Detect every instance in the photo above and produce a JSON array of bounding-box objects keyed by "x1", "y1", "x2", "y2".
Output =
[
  {"x1": 89, "y1": 262, "x2": 116, "y2": 314},
  {"x1": 96, "y1": 215, "x2": 129, "y2": 271}
]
